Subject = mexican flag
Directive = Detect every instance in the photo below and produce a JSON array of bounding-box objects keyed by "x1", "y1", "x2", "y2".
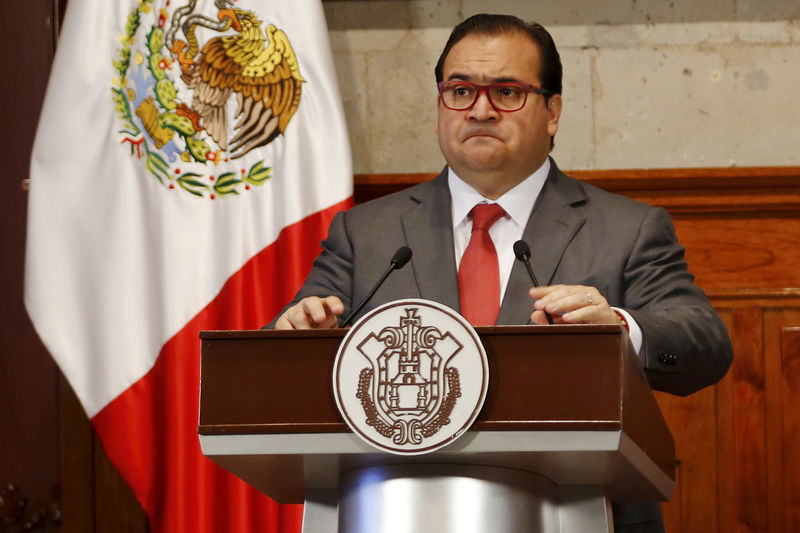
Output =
[{"x1": 24, "y1": 0, "x2": 352, "y2": 531}]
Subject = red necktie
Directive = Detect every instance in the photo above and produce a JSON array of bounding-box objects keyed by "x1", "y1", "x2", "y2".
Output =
[{"x1": 458, "y1": 203, "x2": 506, "y2": 325}]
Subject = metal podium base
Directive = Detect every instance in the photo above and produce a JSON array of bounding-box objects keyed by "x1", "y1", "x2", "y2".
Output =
[{"x1": 302, "y1": 464, "x2": 613, "y2": 533}]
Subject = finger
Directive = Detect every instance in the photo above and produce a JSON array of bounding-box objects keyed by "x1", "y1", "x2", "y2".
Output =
[
  {"x1": 533, "y1": 286, "x2": 586, "y2": 314},
  {"x1": 565, "y1": 289, "x2": 597, "y2": 312},
  {"x1": 320, "y1": 296, "x2": 345, "y2": 318},
  {"x1": 531, "y1": 309, "x2": 563, "y2": 325},
  {"x1": 561, "y1": 308, "x2": 614, "y2": 324},
  {"x1": 530, "y1": 285, "x2": 569, "y2": 310},
  {"x1": 290, "y1": 301, "x2": 316, "y2": 329},
  {"x1": 562, "y1": 301, "x2": 618, "y2": 325},
  {"x1": 274, "y1": 313, "x2": 295, "y2": 330},
  {"x1": 277, "y1": 297, "x2": 325, "y2": 330},
  {"x1": 538, "y1": 285, "x2": 605, "y2": 315},
  {"x1": 560, "y1": 306, "x2": 595, "y2": 324},
  {"x1": 581, "y1": 289, "x2": 597, "y2": 307},
  {"x1": 307, "y1": 296, "x2": 348, "y2": 328},
  {"x1": 301, "y1": 297, "x2": 335, "y2": 327},
  {"x1": 530, "y1": 309, "x2": 548, "y2": 325},
  {"x1": 529, "y1": 285, "x2": 561, "y2": 301},
  {"x1": 276, "y1": 296, "x2": 345, "y2": 330},
  {"x1": 275, "y1": 305, "x2": 312, "y2": 330}
]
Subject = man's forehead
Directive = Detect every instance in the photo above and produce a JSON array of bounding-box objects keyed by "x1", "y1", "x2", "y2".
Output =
[{"x1": 441, "y1": 31, "x2": 540, "y2": 81}]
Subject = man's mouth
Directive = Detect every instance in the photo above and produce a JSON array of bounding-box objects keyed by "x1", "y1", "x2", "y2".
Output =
[{"x1": 463, "y1": 129, "x2": 501, "y2": 141}]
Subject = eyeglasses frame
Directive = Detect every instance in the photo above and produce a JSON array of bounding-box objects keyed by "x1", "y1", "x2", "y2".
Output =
[{"x1": 436, "y1": 80, "x2": 553, "y2": 112}]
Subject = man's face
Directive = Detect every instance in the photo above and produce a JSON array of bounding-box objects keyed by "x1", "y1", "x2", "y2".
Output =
[{"x1": 435, "y1": 31, "x2": 562, "y2": 198}]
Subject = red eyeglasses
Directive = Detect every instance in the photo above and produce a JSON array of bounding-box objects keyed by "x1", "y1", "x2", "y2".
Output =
[{"x1": 437, "y1": 80, "x2": 552, "y2": 112}]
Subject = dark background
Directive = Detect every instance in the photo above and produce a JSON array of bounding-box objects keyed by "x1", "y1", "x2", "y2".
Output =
[{"x1": 0, "y1": 1, "x2": 149, "y2": 531}]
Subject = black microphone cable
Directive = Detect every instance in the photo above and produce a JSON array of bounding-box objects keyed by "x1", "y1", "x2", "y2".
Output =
[
  {"x1": 340, "y1": 246, "x2": 413, "y2": 327},
  {"x1": 513, "y1": 240, "x2": 553, "y2": 324}
]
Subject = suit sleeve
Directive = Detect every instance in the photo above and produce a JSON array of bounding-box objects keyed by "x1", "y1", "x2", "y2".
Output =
[
  {"x1": 264, "y1": 211, "x2": 356, "y2": 328},
  {"x1": 623, "y1": 207, "x2": 733, "y2": 396}
]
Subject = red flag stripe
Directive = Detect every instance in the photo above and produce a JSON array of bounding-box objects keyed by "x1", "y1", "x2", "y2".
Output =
[{"x1": 92, "y1": 197, "x2": 352, "y2": 532}]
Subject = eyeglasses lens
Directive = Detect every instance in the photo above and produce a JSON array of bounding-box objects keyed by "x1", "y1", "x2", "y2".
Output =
[{"x1": 441, "y1": 83, "x2": 527, "y2": 111}]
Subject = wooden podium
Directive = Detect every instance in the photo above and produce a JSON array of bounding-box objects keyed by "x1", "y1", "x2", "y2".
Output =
[{"x1": 199, "y1": 325, "x2": 674, "y2": 533}]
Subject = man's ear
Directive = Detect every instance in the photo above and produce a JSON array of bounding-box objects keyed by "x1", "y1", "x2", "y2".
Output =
[
  {"x1": 434, "y1": 95, "x2": 441, "y2": 135},
  {"x1": 547, "y1": 93, "x2": 562, "y2": 137}
]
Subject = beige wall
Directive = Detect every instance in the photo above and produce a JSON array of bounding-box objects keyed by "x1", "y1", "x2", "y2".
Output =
[{"x1": 323, "y1": 0, "x2": 800, "y2": 173}]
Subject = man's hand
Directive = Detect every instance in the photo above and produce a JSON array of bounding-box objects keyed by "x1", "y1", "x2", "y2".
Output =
[
  {"x1": 274, "y1": 296, "x2": 345, "y2": 330},
  {"x1": 529, "y1": 285, "x2": 622, "y2": 326}
]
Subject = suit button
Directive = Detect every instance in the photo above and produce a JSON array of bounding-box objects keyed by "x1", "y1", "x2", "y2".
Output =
[{"x1": 658, "y1": 352, "x2": 678, "y2": 366}]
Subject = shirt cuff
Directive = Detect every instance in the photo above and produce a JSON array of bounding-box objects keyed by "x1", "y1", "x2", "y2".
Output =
[{"x1": 612, "y1": 307, "x2": 643, "y2": 355}]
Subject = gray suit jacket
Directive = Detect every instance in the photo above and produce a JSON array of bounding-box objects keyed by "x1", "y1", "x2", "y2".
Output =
[
  {"x1": 271, "y1": 160, "x2": 732, "y2": 530},
  {"x1": 275, "y1": 160, "x2": 732, "y2": 395}
]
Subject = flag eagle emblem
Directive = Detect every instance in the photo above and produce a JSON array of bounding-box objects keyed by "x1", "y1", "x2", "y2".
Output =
[{"x1": 112, "y1": 0, "x2": 304, "y2": 198}]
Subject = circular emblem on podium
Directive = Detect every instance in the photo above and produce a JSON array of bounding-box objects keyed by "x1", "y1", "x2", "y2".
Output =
[{"x1": 333, "y1": 299, "x2": 489, "y2": 455}]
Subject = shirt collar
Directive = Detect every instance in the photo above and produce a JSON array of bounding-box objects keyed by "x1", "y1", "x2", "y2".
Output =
[{"x1": 448, "y1": 158, "x2": 551, "y2": 228}]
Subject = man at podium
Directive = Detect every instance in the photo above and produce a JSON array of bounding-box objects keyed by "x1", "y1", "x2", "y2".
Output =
[{"x1": 269, "y1": 13, "x2": 732, "y2": 532}]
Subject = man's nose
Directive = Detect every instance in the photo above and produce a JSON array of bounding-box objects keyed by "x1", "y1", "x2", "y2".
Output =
[{"x1": 468, "y1": 88, "x2": 499, "y2": 119}]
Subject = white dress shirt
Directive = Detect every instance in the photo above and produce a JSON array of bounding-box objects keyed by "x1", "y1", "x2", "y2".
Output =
[
  {"x1": 450, "y1": 160, "x2": 549, "y2": 299},
  {"x1": 448, "y1": 160, "x2": 642, "y2": 353}
]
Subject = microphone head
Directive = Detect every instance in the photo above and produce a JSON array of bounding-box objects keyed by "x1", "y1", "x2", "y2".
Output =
[
  {"x1": 391, "y1": 246, "x2": 413, "y2": 269},
  {"x1": 513, "y1": 240, "x2": 531, "y2": 261}
]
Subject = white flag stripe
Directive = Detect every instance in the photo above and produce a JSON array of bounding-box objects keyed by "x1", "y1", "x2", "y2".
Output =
[{"x1": 26, "y1": 0, "x2": 352, "y2": 417}]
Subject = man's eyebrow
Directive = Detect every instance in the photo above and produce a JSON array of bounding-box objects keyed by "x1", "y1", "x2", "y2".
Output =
[{"x1": 445, "y1": 73, "x2": 523, "y2": 84}]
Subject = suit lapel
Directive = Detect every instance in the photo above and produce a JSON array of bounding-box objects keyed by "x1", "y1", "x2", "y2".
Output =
[
  {"x1": 400, "y1": 170, "x2": 461, "y2": 313},
  {"x1": 498, "y1": 162, "x2": 587, "y2": 325}
]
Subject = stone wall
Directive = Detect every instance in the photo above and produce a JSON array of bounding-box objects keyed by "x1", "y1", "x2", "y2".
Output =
[{"x1": 323, "y1": 0, "x2": 800, "y2": 173}]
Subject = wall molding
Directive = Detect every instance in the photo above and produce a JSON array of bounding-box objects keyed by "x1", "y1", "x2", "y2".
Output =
[
  {"x1": 708, "y1": 288, "x2": 800, "y2": 308},
  {"x1": 354, "y1": 166, "x2": 800, "y2": 216}
]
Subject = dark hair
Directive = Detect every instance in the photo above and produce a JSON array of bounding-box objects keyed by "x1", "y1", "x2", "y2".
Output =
[{"x1": 434, "y1": 14, "x2": 563, "y2": 99}]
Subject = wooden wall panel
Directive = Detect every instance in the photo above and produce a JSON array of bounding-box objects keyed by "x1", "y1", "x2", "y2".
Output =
[
  {"x1": 59, "y1": 381, "x2": 150, "y2": 533},
  {"x1": 59, "y1": 378, "x2": 95, "y2": 533},
  {"x1": 714, "y1": 308, "x2": 737, "y2": 533},
  {"x1": 657, "y1": 302, "x2": 800, "y2": 533},
  {"x1": 654, "y1": 384, "x2": 719, "y2": 533},
  {"x1": 732, "y1": 307, "x2": 768, "y2": 533},
  {"x1": 778, "y1": 322, "x2": 800, "y2": 532},
  {"x1": 765, "y1": 313, "x2": 789, "y2": 533},
  {"x1": 2, "y1": 0, "x2": 63, "y2": 531},
  {"x1": 675, "y1": 218, "x2": 800, "y2": 290},
  {"x1": 93, "y1": 434, "x2": 150, "y2": 533}
]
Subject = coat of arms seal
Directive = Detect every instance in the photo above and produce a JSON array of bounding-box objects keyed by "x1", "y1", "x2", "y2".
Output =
[{"x1": 333, "y1": 299, "x2": 489, "y2": 455}]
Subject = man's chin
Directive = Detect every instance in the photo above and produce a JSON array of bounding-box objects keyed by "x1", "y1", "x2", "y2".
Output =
[
  {"x1": 459, "y1": 144, "x2": 506, "y2": 169},
  {"x1": 460, "y1": 156, "x2": 508, "y2": 175}
]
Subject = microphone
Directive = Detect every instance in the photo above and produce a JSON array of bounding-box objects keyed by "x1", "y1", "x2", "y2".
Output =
[
  {"x1": 340, "y1": 246, "x2": 413, "y2": 327},
  {"x1": 513, "y1": 240, "x2": 553, "y2": 324}
]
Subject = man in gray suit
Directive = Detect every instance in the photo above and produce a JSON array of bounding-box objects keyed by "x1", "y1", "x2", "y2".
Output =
[{"x1": 272, "y1": 13, "x2": 732, "y2": 531}]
